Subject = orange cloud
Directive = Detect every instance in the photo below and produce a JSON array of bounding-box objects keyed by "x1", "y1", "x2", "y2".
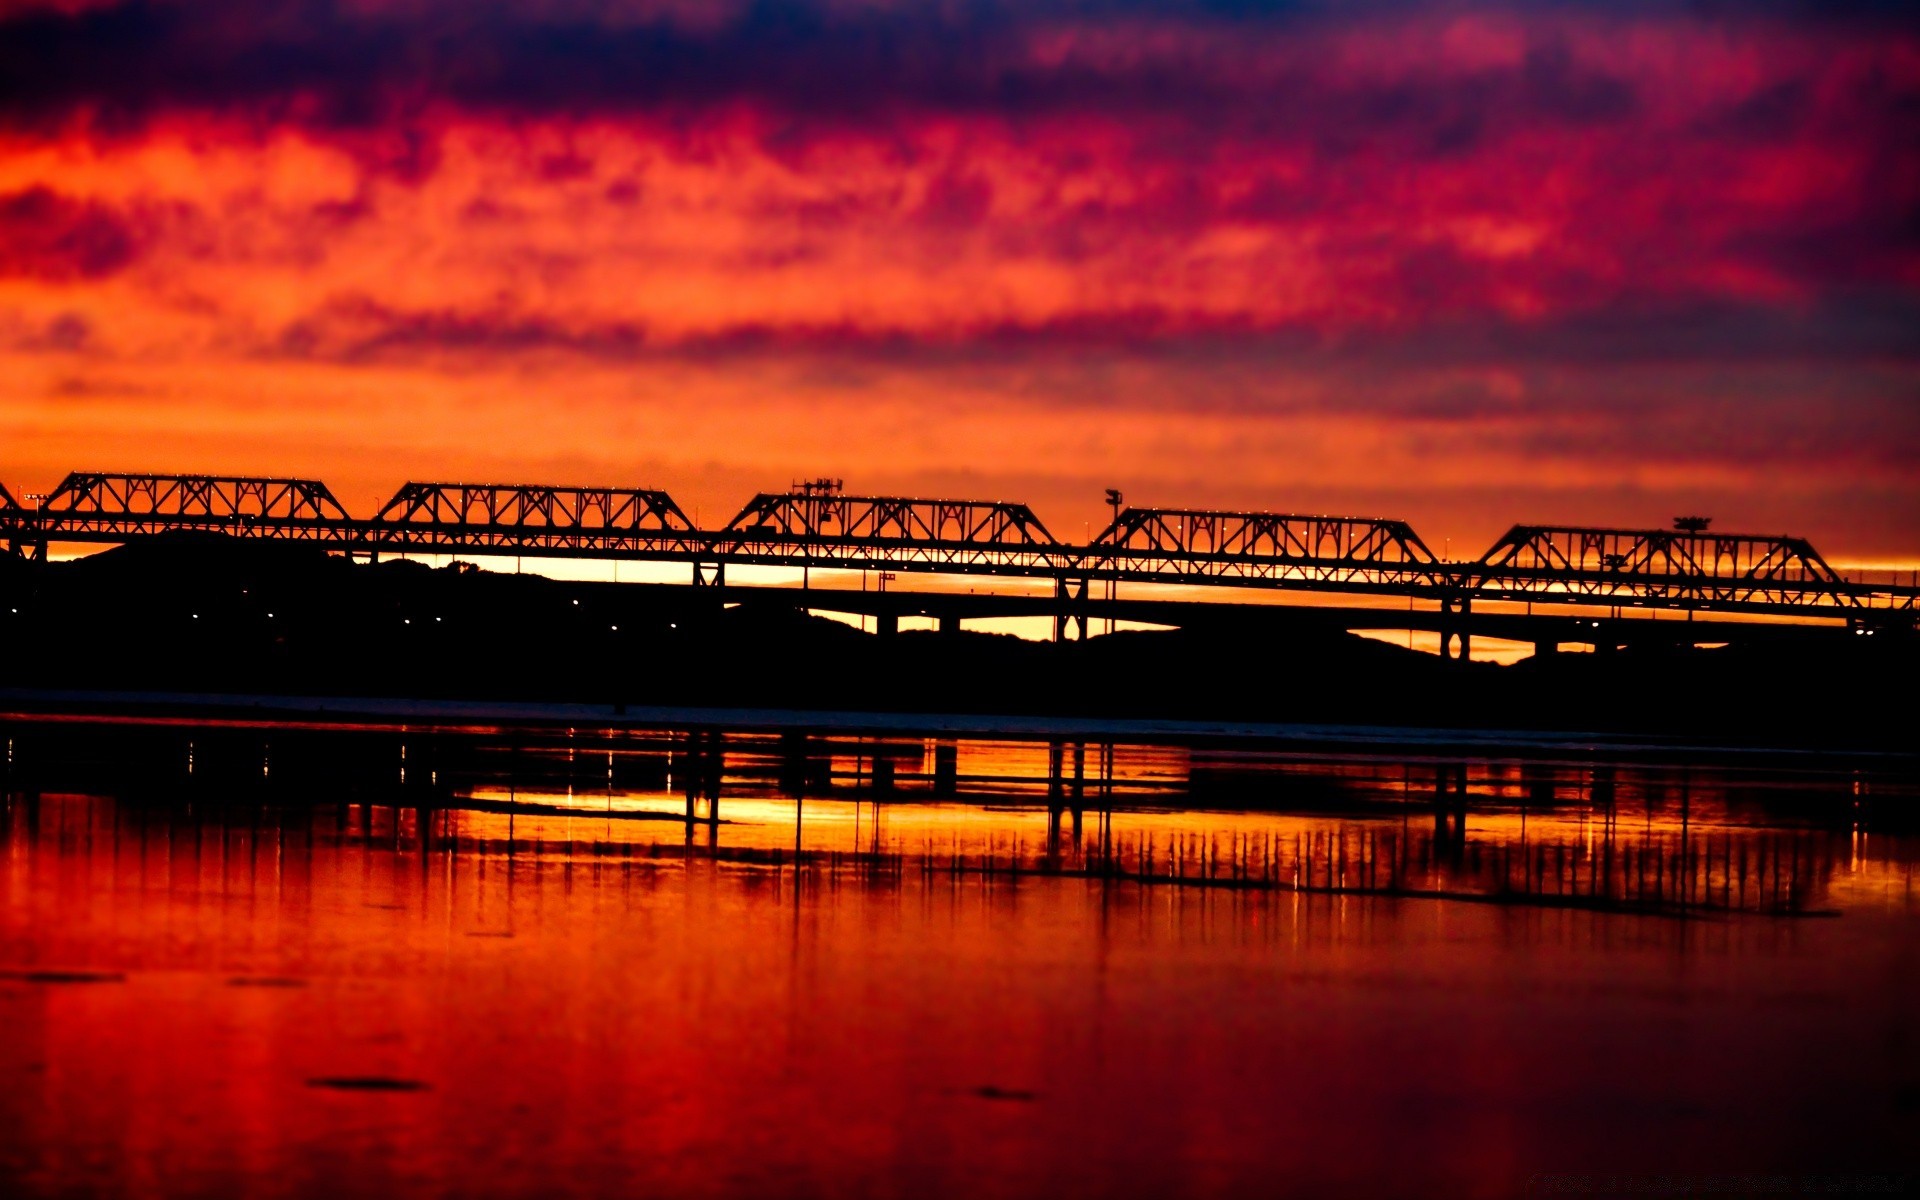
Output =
[{"x1": 1, "y1": 1, "x2": 1916, "y2": 556}]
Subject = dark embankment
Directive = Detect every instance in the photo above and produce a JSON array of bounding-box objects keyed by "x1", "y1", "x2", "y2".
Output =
[{"x1": 0, "y1": 535, "x2": 1911, "y2": 748}]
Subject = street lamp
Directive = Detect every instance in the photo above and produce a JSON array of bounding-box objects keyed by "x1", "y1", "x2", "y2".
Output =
[
  {"x1": 1102, "y1": 489, "x2": 1124, "y2": 635},
  {"x1": 24, "y1": 493, "x2": 46, "y2": 563}
]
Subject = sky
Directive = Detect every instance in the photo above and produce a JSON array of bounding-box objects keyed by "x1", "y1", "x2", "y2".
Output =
[{"x1": 1, "y1": 0, "x2": 1916, "y2": 560}]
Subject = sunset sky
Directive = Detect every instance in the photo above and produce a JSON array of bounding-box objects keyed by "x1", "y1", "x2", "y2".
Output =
[{"x1": 2, "y1": 0, "x2": 1916, "y2": 558}]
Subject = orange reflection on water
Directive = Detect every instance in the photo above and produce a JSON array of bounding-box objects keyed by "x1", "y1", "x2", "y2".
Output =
[{"x1": 2, "y1": 736, "x2": 1917, "y2": 1198}]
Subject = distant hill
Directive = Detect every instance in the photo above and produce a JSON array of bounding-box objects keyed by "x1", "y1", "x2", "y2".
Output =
[{"x1": 0, "y1": 533, "x2": 1910, "y2": 748}]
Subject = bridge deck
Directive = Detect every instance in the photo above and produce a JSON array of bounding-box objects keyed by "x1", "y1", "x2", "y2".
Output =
[{"x1": 2, "y1": 472, "x2": 1914, "y2": 625}]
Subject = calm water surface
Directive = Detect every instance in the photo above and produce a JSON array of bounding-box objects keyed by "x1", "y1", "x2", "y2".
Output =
[{"x1": 1, "y1": 721, "x2": 1916, "y2": 1198}]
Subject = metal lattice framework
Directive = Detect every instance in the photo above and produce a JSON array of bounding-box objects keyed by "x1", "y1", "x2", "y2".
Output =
[
  {"x1": 33, "y1": 472, "x2": 353, "y2": 541},
  {"x1": 1089, "y1": 507, "x2": 1447, "y2": 594},
  {"x1": 1469, "y1": 525, "x2": 1863, "y2": 611},
  {"x1": 367, "y1": 483, "x2": 699, "y2": 557},
  {"x1": 0, "y1": 483, "x2": 19, "y2": 555},
  {"x1": 4, "y1": 469, "x2": 1914, "y2": 620},
  {"x1": 715, "y1": 492, "x2": 1071, "y2": 574}
]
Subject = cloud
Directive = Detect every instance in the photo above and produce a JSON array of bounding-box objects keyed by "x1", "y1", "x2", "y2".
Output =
[
  {"x1": 0, "y1": 186, "x2": 142, "y2": 279},
  {"x1": 248, "y1": 287, "x2": 1920, "y2": 405},
  {"x1": 1, "y1": 0, "x2": 1916, "y2": 553},
  {"x1": 0, "y1": 0, "x2": 1911, "y2": 157},
  {"x1": 0, "y1": 1, "x2": 1653, "y2": 142}
]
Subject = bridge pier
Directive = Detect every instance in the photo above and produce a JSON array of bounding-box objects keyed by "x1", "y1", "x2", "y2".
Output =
[
  {"x1": 681, "y1": 730, "x2": 723, "y2": 824},
  {"x1": 1053, "y1": 577, "x2": 1089, "y2": 641},
  {"x1": 6, "y1": 530, "x2": 46, "y2": 563},
  {"x1": 1433, "y1": 762, "x2": 1469, "y2": 858},
  {"x1": 779, "y1": 732, "x2": 808, "y2": 799},
  {"x1": 931, "y1": 742, "x2": 958, "y2": 797},
  {"x1": 1523, "y1": 761, "x2": 1557, "y2": 809},
  {"x1": 1440, "y1": 595, "x2": 1472, "y2": 661},
  {"x1": 937, "y1": 614, "x2": 959, "y2": 634}
]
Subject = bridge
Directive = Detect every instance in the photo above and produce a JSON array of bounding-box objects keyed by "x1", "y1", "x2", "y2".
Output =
[{"x1": 2, "y1": 471, "x2": 1914, "y2": 653}]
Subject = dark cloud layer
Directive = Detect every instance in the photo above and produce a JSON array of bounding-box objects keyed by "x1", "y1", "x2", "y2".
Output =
[
  {"x1": 264, "y1": 288, "x2": 1920, "y2": 378},
  {"x1": 7, "y1": 0, "x2": 1914, "y2": 288},
  {"x1": 0, "y1": 0, "x2": 1854, "y2": 138}
]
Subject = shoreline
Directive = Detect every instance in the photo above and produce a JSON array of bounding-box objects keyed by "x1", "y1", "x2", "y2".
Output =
[{"x1": 2, "y1": 686, "x2": 1909, "y2": 762}]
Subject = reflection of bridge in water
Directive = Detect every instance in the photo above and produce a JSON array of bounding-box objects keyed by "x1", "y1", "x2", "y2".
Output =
[
  {"x1": 647, "y1": 735, "x2": 1881, "y2": 918},
  {"x1": 3, "y1": 472, "x2": 1915, "y2": 652},
  {"x1": 6, "y1": 721, "x2": 1913, "y2": 920}
]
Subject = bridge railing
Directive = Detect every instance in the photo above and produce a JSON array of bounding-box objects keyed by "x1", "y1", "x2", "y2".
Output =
[
  {"x1": 1086, "y1": 507, "x2": 1449, "y2": 592},
  {"x1": 1466, "y1": 525, "x2": 1870, "y2": 610},
  {"x1": 365, "y1": 483, "x2": 701, "y2": 556},
  {"x1": 714, "y1": 493, "x2": 1073, "y2": 574}
]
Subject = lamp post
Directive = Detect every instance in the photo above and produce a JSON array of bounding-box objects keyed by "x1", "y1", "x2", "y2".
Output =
[
  {"x1": 24, "y1": 493, "x2": 46, "y2": 564},
  {"x1": 1102, "y1": 489, "x2": 1123, "y2": 635}
]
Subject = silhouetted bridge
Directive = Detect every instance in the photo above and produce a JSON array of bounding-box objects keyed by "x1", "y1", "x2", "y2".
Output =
[{"x1": 2, "y1": 473, "x2": 1914, "y2": 650}]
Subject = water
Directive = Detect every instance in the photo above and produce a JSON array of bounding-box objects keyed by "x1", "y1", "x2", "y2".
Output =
[{"x1": 2, "y1": 721, "x2": 1916, "y2": 1198}]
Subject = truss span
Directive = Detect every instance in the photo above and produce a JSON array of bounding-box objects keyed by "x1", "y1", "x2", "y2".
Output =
[
  {"x1": 1469, "y1": 525, "x2": 1867, "y2": 611},
  {"x1": 367, "y1": 483, "x2": 700, "y2": 557},
  {"x1": 32, "y1": 472, "x2": 353, "y2": 543},
  {"x1": 3, "y1": 469, "x2": 1913, "y2": 620},
  {"x1": 0, "y1": 483, "x2": 18, "y2": 554},
  {"x1": 1088, "y1": 507, "x2": 1448, "y2": 593},
  {"x1": 715, "y1": 492, "x2": 1072, "y2": 575}
]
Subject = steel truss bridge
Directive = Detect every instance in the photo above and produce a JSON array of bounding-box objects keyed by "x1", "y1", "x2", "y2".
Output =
[{"x1": 2, "y1": 472, "x2": 1914, "y2": 649}]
